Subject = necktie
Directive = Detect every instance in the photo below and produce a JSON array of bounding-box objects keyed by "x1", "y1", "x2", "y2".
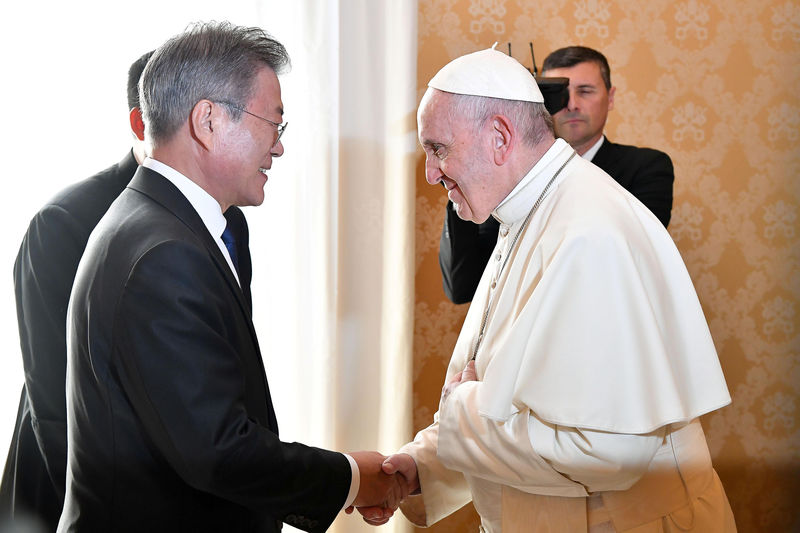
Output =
[{"x1": 221, "y1": 225, "x2": 239, "y2": 275}]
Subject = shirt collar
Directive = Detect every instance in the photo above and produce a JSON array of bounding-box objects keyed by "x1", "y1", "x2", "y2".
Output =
[
  {"x1": 493, "y1": 138, "x2": 574, "y2": 225},
  {"x1": 581, "y1": 135, "x2": 605, "y2": 162},
  {"x1": 142, "y1": 157, "x2": 227, "y2": 241}
]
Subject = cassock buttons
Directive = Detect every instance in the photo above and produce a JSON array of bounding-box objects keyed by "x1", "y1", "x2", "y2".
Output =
[
  {"x1": 499, "y1": 226, "x2": 509, "y2": 237},
  {"x1": 495, "y1": 252, "x2": 501, "y2": 261}
]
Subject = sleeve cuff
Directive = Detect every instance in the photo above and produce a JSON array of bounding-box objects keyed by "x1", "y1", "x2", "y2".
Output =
[{"x1": 342, "y1": 453, "x2": 360, "y2": 510}]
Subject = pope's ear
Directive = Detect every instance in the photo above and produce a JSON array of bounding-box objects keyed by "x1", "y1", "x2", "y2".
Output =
[
  {"x1": 491, "y1": 114, "x2": 514, "y2": 165},
  {"x1": 129, "y1": 107, "x2": 145, "y2": 141},
  {"x1": 189, "y1": 99, "x2": 217, "y2": 150}
]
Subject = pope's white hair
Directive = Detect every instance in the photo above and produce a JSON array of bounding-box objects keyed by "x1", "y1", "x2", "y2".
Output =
[{"x1": 446, "y1": 92, "x2": 554, "y2": 147}]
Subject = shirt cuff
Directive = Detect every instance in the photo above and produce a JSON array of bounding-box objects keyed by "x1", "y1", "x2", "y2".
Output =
[{"x1": 342, "y1": 453, "x2": 360, "y2": 510}]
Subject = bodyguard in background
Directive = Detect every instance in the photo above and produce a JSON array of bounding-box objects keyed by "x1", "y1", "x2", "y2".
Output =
[
  {"x1": 1, "y1": 51, "x2": 153, "y2": 531},
  {"x1": 439, "y1": 45, "x2": 674, "y2": 304}
]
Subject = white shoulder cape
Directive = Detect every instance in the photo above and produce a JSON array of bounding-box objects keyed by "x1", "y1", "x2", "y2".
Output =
[{"x1": 453, "y1": 140, "x2": 731, "y2": 434}]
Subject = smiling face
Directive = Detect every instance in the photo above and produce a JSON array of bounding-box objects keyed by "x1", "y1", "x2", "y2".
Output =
[
  {"x1": 212, "y1": 66, "x2": 285, "y2": 209},
  {"x1": 417, "y1": 89, "x2": 501, "y2": 223},
  {"x1": 542, "y1": 61, "x2": 615, "y2": 155}
]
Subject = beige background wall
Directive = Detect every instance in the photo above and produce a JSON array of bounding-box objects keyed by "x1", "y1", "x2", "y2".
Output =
[{"x1": 412, "y1": 1, "x2": 799, "y2": 531}]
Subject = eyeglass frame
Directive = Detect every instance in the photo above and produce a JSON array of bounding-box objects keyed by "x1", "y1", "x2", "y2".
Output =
[{"x1": 215, "y1": 100, "x2": 287, "y2": 147}]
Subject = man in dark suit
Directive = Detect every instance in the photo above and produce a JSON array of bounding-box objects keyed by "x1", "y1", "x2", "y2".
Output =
[
  {"x1": 57, "y1": 22, "x2": 402, "y2": 533},
  {"x1": 439, "y1": 45, "x2": 674, "y2": 304}
]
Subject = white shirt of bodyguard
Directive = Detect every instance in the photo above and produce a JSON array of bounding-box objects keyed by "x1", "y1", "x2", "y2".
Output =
[
  {"x1": 142, "y1": 158, "x2": 359, "y2": 510},
  {"x1": 400, "y1": 139, "x2": 731, "y2": 532},
  {"x1": 581, "y1": 133, "x2": 604, "y2": 161}
]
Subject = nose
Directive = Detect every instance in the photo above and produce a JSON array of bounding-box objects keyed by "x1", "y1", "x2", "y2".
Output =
[
  {"x1": 425, "y1": 155, "x2": 443, "y2": 185},
  {"x1": 566, "y1": 87, "x2": 579, "y2": 112},
  {"x1": 271, "y1": 138, "x2": 284, "y2": 158}
]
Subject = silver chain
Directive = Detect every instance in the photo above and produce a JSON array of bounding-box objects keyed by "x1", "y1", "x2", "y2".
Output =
[{"x1": 470, "y1": 151, "x2": 576, "y2": 362}]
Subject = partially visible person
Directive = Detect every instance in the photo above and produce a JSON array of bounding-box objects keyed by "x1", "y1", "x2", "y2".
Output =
[
  {"x1": 357, "y1": 46, "x2": 734, "y2": 532},
  {"x1": 0, "y1": 49, "x2": 254, "y2": 532},
  {"x1": 59, "y1": 22, "x2": 405, "y2": 533},
  {"x1": 439, "y1": 45, "x2": 674, "y2": 304},
  {"x1": 3, "y1": 51, "x2": 148, "y2": 531}
]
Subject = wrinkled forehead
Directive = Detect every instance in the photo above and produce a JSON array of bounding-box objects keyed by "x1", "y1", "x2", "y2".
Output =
[{"x1": 417, "y1": 89, "x2": 451, "y2": 138}]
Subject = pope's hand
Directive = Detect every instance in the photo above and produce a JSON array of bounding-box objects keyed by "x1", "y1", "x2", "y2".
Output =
[{"x1": 442, "y1": 360, "x2": 477, "y2": 399}]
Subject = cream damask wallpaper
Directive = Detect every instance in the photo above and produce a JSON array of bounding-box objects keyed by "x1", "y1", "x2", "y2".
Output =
[{"x1": 412, "y1": 1, "x2": 799, "y2": 532}]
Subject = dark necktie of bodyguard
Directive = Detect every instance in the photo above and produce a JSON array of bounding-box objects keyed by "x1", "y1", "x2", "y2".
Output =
[{"x1": 221, "y1": 224, "x2": 239, "y2": 275}]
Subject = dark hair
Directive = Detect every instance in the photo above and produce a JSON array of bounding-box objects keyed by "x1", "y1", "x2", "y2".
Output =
[
  {"x1": 542, "y1": 46, "x2": 611, "y2": 89},
  {"x1": 127, "y1": 51, "x2": 154, "y2": 111},
  {"x1": 140, "y1": 21, "x2": 290, "y2": 145}
]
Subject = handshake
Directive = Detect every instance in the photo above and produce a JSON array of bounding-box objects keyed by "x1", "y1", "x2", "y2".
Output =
[
  {"x1": 346, "y1": 452, "x2": 420, "y2": 526},
  {"x1": 344, "y1": 362, "x2": 476, "y2": 526}
]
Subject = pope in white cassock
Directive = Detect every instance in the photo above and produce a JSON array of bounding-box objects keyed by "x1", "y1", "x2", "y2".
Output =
[{"x1": 355, "y1": 47, "x2": 737, "y2": 532}]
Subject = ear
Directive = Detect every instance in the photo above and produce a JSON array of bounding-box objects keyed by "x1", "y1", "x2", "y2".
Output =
[
  {"x1": 607, "y1": 86, "x2": 616, "y2": 112},
  {"x1": 129, "y1": 107, "x2": 145, "y2": 141},
  {"x1": 490, "y1": 114, "x2": 514, "y2": 165},
  {"x1": 189, "y1": 99, "x2": 217, "y2": 151}
]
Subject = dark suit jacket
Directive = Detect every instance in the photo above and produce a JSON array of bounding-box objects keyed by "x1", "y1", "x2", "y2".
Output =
[
  {"x1": 58, "y1": 166, "x2": 349, "y2": 533},
  {"x1": 439, "y1": 137, "x2": 674, "y2": 304},
  {"x1": 0, "y1": 152, "x2": 252, "y2": 531}
]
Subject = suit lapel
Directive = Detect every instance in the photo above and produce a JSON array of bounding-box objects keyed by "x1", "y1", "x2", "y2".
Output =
[
  {"x1": 127, "y1": 167, "x2": 254, "y2": 333},
  {"x1": 127, "y1": 166, "x2": 278, "y2": 433},
  {"x1": 590, "y1": 136, "x2": 615, "y2": 170}
]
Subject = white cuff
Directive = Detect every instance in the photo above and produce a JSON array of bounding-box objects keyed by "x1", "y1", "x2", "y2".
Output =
[{"x1": 342, "y1": 453, "x2": 360, "y2": 510}]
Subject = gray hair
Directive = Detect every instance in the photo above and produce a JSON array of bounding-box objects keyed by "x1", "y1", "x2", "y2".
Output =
[
  {"x1": 448, "y1": 93, "x2": 554, "y2": 147},
  {"x1": 140, "y1": 21, "x2": 290, "y2": 145}
]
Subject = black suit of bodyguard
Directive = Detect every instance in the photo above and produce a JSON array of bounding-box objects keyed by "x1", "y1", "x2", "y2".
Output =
[
  {"x1": 0, "y1": 153, "x2": 253, "y2": 530},
  {"x1": 0, "y1": 152, "x2": 138, "y2": 529},
  {"x1": 59, "y1": 166, "x2": 349, "y2": 532}
]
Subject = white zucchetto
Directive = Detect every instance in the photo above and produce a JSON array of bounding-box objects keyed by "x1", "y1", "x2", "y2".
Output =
[{"x1": 428, "y1": 43, "x2": 544, "y2": 103}]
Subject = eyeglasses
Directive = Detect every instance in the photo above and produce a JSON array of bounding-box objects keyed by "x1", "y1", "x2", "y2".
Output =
[{"x1": 216, "y1": 101, "x2": 287, "y2": 147}]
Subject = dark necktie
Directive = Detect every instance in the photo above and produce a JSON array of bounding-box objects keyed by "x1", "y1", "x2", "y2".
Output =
[{"x1": 221, "y1": 225, "x2": 239, "y2": 275}]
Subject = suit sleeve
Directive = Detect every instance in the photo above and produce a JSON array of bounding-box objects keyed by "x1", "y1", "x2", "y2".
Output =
[
  {"x1": 626, "y1": 150, "x2": 674, "y2": 228},
  {"x1": 112, "y1": 240, "x2": 349, "y2": 531},
  {"x1": 13, "y1": 205, "x2": 87, "y2": 496},
  {"x1": 438, "y1": 201, "x2": 499, "y2": 304}
]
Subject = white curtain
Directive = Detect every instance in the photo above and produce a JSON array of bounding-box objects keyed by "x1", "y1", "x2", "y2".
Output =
[
  {"x1": 0, "y1": 2, "x2": 417, "y2": 532},
  {"x1": 254, "y1": 2, "x2": 417, "y2": 532}
]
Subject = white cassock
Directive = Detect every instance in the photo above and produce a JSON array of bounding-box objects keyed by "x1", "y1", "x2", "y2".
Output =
[{"x1": 401, "y1": 139, "x2": 736, "y2": 532}]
